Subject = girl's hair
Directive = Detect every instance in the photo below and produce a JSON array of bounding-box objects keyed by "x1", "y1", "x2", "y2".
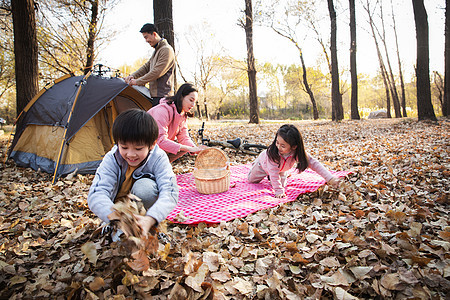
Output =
[
  {"x1": 165, "y1": 82, "x2": 198, "y2": 117},
  {"x1": 267, "y1": 124, "x2": 308, "y2": 172},
  {"x1": 112, "y1": 108, "x2": 159, "y2": 148}
]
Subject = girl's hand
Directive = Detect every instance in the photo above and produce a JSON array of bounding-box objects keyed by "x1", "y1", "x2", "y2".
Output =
[
  {"x1": 135, "y1": 215, "x2": 156, "y2": 236},
  {"x1": 275, "y1": 193, "x2": 286, "y2": 198},
  {"x1": 328, "y1": 176, "x2": 342, "y2": 188}
]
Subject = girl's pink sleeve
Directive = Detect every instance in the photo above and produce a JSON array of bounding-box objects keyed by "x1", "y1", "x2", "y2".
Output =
[
  {"x1": 148, "y1": 108, "x2": 181, "y2": 154},
  {"x1": 263, "y1": 152, "x2": 285, "y2": 195},
  {"x1": 307, "y1": 154, "x2": 334, "y2": 181}
]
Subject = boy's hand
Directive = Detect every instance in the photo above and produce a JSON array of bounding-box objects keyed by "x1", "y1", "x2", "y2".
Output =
[
  {"x1": 135, "y1": 215, "x2": 156, "y2": 236},
  {"x1": 328, "y1": 176, "x2": 342, "y2": 188}
]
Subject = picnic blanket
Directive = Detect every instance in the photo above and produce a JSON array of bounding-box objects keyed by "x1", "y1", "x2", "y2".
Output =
[{"x1": 167, "y1": 164, "x2": 350, "y2": 225}]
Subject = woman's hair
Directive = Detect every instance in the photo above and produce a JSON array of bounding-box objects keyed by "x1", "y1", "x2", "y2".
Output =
[
  {"x1": 165, "y1": 82, "x2": 198, "y2": 116},
  {"x1": 112, "y1": 108, "x2": 159, "y2": 148},
  {"x1": 267, "y1": 124, "x2": 308, "y2": 172}
]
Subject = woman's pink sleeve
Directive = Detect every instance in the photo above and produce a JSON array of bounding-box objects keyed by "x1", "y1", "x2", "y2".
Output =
[
  {"x1": 176, "y1": 120, "x2": 195, "y2": 148},
  {"x1": 148, "y1": 108, "x2": 181, "y2": 154}
]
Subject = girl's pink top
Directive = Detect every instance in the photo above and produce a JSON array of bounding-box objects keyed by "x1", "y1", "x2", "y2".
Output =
[
  {"x1": 257, "y1": 150, "x2": 334, "y2": 195},
  {"x1": 148, "y1": 98, "x2": 195, "y2": 154}
]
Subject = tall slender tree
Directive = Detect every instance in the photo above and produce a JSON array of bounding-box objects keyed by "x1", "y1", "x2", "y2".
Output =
[
  {"x1": 349, "y1": 0, "x2": 360, "y2": 119},
  {"x1": 391, "y1": 0, "x2": 407, "y2": 117},
  {"x1": 270, "y1": 26, "x2": 319, "y2": 120},
  {"x1": 38, "y1": 0, "x2": 117, "y2": 78},
  {"x1": 85, "y1": 0, "x2": 98, "y2": 74},
  {"x1": 412, "y1": 0, "x2": 437, "y2": 121},
  {"x1": 327, "y1": 0, "x2": 343, "y2": 121},
  {"x1": 445, "y1": 0, "x2": 450, "y2": 117},
  {"x1": 364, "y1": 0, "x2": 391, "y2": 117},
  {"x1": 244, "y1": 0, "x2": 259, "y2": 124},
  {"x1": 12, "y1": 0, "x2": 39, "y2": 116},
  {"x1": 263, "y1": 0, "x2": 320, "y2": 120},
  {"x1": 378, "y1": 2, "x2": 401, "y2": 118}
]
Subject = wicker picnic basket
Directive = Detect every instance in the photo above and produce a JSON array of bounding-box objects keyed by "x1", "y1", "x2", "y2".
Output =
[{"x1": 193, "y1": 148, "x2": 230, "y2": 194}]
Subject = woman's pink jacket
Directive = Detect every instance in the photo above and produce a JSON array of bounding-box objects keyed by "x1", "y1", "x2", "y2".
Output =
[{"x1": 148, "y1": 98, "x2": 195, "y2": 154}]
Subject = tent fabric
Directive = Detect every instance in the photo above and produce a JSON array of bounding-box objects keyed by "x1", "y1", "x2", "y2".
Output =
[
  {"x1": 167, "y1": 164, "x2": 351, "y2": 225},
  {"x1": 9, "y1": 73, "x2": 152, "y2": 181}
]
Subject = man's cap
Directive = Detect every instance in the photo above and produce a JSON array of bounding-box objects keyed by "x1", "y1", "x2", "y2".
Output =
[{"x1": 140, "y1": 23, "x2": 158, "y2": 34}]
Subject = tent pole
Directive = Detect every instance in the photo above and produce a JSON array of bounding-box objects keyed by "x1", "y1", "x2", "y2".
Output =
[{"x1": 52, "y1": 71, "x2": 93, "y2": 184}]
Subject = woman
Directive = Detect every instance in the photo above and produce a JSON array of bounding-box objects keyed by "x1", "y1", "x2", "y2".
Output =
[{"x1": 148, "y1": 83, "x2": 206, "y2": 162}]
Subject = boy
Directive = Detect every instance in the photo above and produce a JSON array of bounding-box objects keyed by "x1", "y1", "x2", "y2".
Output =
[{"x1": 87, "y1": 109, "x2": 178, "y2": 237}]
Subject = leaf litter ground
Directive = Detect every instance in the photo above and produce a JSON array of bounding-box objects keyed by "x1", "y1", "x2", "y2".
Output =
[{"x1": 0, "y1": 118, "x2": 449, "y2": 299}]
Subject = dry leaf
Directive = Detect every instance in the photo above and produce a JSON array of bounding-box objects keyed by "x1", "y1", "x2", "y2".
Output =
[
  {"x1": 89, "y1": 277, "x2": 105, "y2": 292},
  {"x1": 81, "y1": 242, "x2": 98, "y2": 265}
]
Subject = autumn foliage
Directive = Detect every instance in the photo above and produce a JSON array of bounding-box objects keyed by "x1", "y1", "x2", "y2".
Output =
[{"x1": 0, "y1": 118, "x2": 448, "y2": 299}]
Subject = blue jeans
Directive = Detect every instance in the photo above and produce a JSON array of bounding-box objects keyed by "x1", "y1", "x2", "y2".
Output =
[{"x1": 130, "y1": 178, "x2": 159, "y2": 209}]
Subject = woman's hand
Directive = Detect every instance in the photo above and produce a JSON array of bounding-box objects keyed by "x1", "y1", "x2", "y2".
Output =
[
  {"x1": 180, "y1": 145, "x2": 208, "y2": 154},
  {"x1": 327, "y1": 176, "x2": 342, "y2": 188},
  {"x1": 191, "y1": 145, "x2": 208, "y2": 153},
  {"x1": 135, "y1": 215, "x2": 156, "y2": 236},
  {"x1": 275, "y1": 193, "x2": 286, "y2": 198}
]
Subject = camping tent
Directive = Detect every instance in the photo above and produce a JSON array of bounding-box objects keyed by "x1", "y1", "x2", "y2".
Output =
[
  {"x1": 8, "y1": 72, "x2": 153, "y2": 183},
  {"x1": 368, "y1": 109, "x2": 388, "y2": 119}
]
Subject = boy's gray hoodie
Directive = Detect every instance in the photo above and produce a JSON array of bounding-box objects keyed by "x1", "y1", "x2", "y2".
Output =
[{"x1": 87, "y1": 144, "x2": 178, "y2": 224}]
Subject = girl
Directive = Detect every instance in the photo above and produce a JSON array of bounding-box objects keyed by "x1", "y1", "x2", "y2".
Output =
[
  {"x1": 148, "y1": 83, "x2": 206, "y2": 162},
  {"x1": 248, "y1": 124, "x2": 340, "y2": 198}
]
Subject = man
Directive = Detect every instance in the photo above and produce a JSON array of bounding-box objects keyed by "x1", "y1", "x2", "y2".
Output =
[{"x1": 125, "y1": 23, "x2": 175, "y2": 106}]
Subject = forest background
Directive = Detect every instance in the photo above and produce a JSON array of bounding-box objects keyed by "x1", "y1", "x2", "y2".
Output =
[{"x1": 0, "y1": 0, "x2": 447, "y2": 123}]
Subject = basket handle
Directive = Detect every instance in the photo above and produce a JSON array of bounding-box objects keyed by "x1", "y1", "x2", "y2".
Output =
[{"x1": 193, "y1": 166, "x2": 229, "y2": 171}]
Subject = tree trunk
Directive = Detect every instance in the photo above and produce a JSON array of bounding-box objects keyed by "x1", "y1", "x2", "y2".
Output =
[
  {"x1": 365, "y1": 1, "x2": 391, "y2": 117},
  {"x1": 379, "y1": 3, "x2": 402, "y2": 118},
  {"x1": 327, "y1": 0, "x2": 343, "y2": 121},
  {"x1": 85, "y1": 0, "x2": 98, "y2": 74},
  {"x1": 154, "y1": 0, "x2": 176, "y2": 90},
  {"x1": 300, "y1": 53, "x2": 319, "y2": 120},
  {"x1": 445, "y1": 0, "x2": 450, "y2": 116},
  {"x1": 245, "y1": 0, "x2": 259, "y2": 124},
  {"x1": 269, "y1": 26, "x2": 319, "y2": 119},
  {"x1": 382, "y1": 66, "x2": 392, "y2": 118},
  {"x1": 412, "y1": 0, "x2": 437, "y2": 121},
  {"x1": 349, "y1": 0, "x2": 360, "y2": 120},
  {"x1": 196, "y1": 103, "x2": 202, "y2": 119},
  {"x1": 12, "y1": 0, "x2": 39, "y2": 116},
  {"x1": 203, "y1": 99, "x2": 209, "y2": 121},
  {"x1": 153, "y1": 0, "x2": 174, "y2": 49},
  {"x1": 391, "y1": 0, "x2": 407, "y2": 117},
  {"x1": 434, "y1": 71, "x2": 444, "y2": 112}
]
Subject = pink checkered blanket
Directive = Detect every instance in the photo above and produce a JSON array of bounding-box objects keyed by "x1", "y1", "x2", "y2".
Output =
[{"x1": 167, "y1": 164, "x2": 350, "y2": 224}]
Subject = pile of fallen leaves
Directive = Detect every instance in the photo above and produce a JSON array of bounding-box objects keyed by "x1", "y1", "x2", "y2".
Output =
[{"x1": 0, "y1": 118, "x2": 448, "y2": 299}]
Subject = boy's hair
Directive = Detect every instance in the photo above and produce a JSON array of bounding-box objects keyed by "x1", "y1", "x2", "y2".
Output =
[
  {"x1": 165, "y1": 82, "x2": 198, "y2": 117},
  {"x1": 112, "y1": 109, "x2": 159, "y2": 148},
  {"x1": 140, "y1": 23, "x2": 158, "y2": 34},
  {"x1": 267, "y1": 124, "x2": 308, "y2": 172}
]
